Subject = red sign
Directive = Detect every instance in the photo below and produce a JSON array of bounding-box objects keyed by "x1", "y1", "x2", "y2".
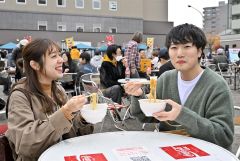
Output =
[
  {"x1": 105, "y1": 35, "x2": 114, "y2": 46},
  {"x1": 64, "y1": 153, "x2": 108, "y2": 161},
  {"x1": 161, "y1": 144, "x2": 209, "y2": 159}
]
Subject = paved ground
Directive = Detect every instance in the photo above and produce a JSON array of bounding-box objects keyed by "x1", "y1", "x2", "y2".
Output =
[{"x1": 1, "y1": 84, "x2": 240, "y2": 157}]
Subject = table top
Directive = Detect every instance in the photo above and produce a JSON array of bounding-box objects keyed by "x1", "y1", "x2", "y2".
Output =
[
  {"x1": 38, "y1": 131, "x2": 239, "y2": 161},
  {"x1": 118, "y1": 78, "x2": 149, "y2": 84}
]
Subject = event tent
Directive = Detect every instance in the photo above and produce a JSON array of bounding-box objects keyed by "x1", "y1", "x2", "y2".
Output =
[
  {"x1": 0, "y1": 42, "x2": 17, "y2": 49},
  {"x1": 76, "y1": 43, "x2": 95, "y2": 50}
]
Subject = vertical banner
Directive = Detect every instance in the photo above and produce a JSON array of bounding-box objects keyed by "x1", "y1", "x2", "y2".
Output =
[
  {"x1": 105, "y1": 35, "x2": 114, "y2": 46},
  {"x1": 65, "y1": 37, "x2": 75, "y2": 49},
  {"x1": 147, "y1": 37, "x2": 154, "y2": 49}
]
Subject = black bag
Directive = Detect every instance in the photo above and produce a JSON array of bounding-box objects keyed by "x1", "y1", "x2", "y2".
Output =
[{"x1": 0, "y1": 135, "x2": 14, "y2": 161}]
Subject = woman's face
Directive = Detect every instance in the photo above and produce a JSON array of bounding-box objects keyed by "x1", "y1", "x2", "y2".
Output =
[
  {"x1": 62, "y1": 53, "x2": 68, "y2": 63},
  {"x1": 116, "y1": 48, "x2": 122, "y2": 56},
  {"x1": 38, "y1": 46, "x2": 64, "y2": 84}
]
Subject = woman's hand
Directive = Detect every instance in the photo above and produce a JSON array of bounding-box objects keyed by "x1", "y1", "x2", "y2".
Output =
[
  {"x1": 63, "y1": 95, "x2": 87, "y2": 113},
  {"x1": 124, "y1": 82, "x2": 143, "y2": 96},
  {"x1": 153, "y1": 99, "x2": 182, "y2": 121}
]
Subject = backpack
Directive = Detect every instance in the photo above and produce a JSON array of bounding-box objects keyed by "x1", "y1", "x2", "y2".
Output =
[{"x1": 0, "y1": 88, "x2": 32, "y2": 161}]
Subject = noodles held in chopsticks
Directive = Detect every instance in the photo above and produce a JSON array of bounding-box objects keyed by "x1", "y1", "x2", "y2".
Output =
[
  {"x1": 149, "y1": 77, "x2": 157, "y2": 102},
  {"x1": 90, "y1": 93, "x2": 98, "y2": 110}
]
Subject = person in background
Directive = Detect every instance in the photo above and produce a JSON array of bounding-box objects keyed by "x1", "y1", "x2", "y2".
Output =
[
  {"x1": 90, "y1": 49, "x2": 103, "y2": 69},
  {"x1": 12, "y1": 39, "x2": 29, "y2": 81},
  {"x1": 115, "y1": 46, "x2": 126, "y2": 78},
  {"x1": 100, "y1": 44, "x2": 125, "y2": 104},
  {"x1": 138, "y1": 49, "x2": 150, "y2": 79},
  {"x1": 62, "y1": 51, "x2": 76, "y2": 73},
  {"x1": 124, "y1": 23, "x2": 234, "y2": 149},
  {"x1": 70, "y1": 45, "x2": 80, "y2": 68},
  {"x1": 157, "y1": 47, "x2": 175, "y2": 77},
  {"x1": 124, "y1": 32, "x2": 142, "y2": 78},
  {"x1": 212, "y1": 47, "x2": 229, "y2": 72},
  {"x1": 6, "y1": 38, "x2": 91, "y2": 161},
  {"x1": 78, "y1": 51, "x2": 97, "y2": 74},
  {"x1": 151, "y1": 50, "x2": 159, "y2": 69}
]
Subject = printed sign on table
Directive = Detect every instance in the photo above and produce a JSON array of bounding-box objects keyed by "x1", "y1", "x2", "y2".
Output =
[
  {"x1": 64, "y1": 153, "x2": 108, "y2": 161},
  {"x1": 113, "y1": 146, "x2": 156, "y2": 161},
  {"x1": 160, "y1": 144, "x2": 209, "y2": 160}
]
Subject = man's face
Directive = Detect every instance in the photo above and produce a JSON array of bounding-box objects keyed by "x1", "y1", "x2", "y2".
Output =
[{"x1": 169, "y1": 42, "x2": 201, "y2": 72}]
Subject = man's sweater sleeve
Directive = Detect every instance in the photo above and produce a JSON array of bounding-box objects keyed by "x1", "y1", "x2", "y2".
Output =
[{"x1": 175, "y1": 89, "x2": 234, "y2": 149}]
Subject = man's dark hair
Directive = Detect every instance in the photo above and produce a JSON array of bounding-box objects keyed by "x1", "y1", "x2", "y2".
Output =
[
  {"x1": 94, "y1": 49, "x2": 101, "y2": 56},
  {"x1": 165, "y1": 23, "x2": 207, "y2": 51},
  {"x1": 80, "y1": 51, "x2": 91, "y2": 63},
  {"x1": 106, "y1": 44, "x2": 118, "y2": 60}
]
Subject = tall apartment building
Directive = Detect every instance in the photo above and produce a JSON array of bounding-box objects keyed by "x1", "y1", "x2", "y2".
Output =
[
  {"x1": 203, "y1": 1, "x2": 228, "y2": 35},
  {"x1": 0, "y1": 0, "x2": 172, "y2": 47},
  {"x1": 220, "y1": 0, "x2": 240, "y2": 48}
]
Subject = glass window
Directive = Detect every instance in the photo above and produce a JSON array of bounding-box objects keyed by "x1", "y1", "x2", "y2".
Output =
[
  {"x1": 16, "y1": 0, "x2": 26, "y2": 4},
  {"x1": 76, "y1": 24, "x2": 84, "y2": 32},
  {"x1": 38, "y1": 21, "x2": 47, "y2": 31},
  {"x1": 109, "y1": 27, "x2": 117, "y2": 33},
  {"x1": 57, "y1": 0, "x2": 66, "y2": 7},
  {"x1": 38, "y1": 0, "x2": 47, "y2": 5},
  {"x1": 93, "y1": 24, "x2": 101, "y2": 32},
  {"x1": 75, "y1": 0, "x2": 84, "y2": 8},
  {"x1": 57, "y1": 22, "x2": 66, "y2": 31},
  {"x1": 109, "y1": 1, "x2": 117, "y2": 11},
  {"x1": 92, "y1": 0, "x2": 101, "y2": 9}
]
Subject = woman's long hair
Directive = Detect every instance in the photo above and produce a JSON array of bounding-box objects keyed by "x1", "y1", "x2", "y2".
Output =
[{"x1": 15, "y1": 38, "x2": 66, "y2": 114}]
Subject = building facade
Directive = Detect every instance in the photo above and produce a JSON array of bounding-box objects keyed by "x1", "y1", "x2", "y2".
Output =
[
  {"x1": 220, "y1": 0, "x2": 240, "y2": 48},
  {"x1": 0, "y1": 0, "x2": 173, "y2": 48},
  {"x1": 203, "y1": 1, "x2": 228, "y2": 35}
]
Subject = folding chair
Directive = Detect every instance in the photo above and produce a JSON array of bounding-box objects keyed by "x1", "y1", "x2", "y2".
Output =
[
  {"x1": 59, "y1": 73, "x2": 80, "y2": 97},
  {"x1": 81, "y1": 73, "x2": 129, "y2": 131},
  {"x1": 218, "y1": 63, "x2": 234, "y2": 84}
]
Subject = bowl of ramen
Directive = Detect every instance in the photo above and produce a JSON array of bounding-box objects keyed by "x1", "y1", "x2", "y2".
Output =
[
  {"x1": 80, "y1": 103, "x2": 108, "y2": 124},
  {"x1": 138, "y1": 99, "x2": 166, "y2": 117}
]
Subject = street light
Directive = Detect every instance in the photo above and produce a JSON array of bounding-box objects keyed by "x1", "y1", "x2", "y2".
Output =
[{"x1": 187, "y1": 5, "x2": 204, "y2": 19}]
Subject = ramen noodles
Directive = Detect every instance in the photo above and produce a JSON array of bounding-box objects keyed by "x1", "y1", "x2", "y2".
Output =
[
  {"x1": 149, "y1": 77, "x2": 157, "y2": 102},
  {"x1": 90, "y1": 93, "x2": 98, "y2": 110}
]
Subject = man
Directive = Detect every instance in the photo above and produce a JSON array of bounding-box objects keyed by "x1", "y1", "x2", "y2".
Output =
[
  {"x1": 157, "y1": 47, "x2": 175, "y2": 77},
  {"x1": 212, "y1": 47, "x2": 229, "y2": 72},
  {"x1": 124, "y1": 32, "x2": 142, "y2": 78},
  {"x1": 124, "y1": 23, "x2": 234, "y2": 149},
  {"x1": 12, "y1": 39, "x2": 29, "y2": 81}
]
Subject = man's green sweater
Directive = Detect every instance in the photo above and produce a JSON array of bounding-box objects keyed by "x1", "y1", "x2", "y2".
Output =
[{"x1": 131, "y1": 67, "x2": 234, "y2": 149}]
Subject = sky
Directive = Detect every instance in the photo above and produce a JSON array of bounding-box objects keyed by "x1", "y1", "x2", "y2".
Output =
[{"x1": 168, "y1": 0, "x2": 228, "y2": 28}]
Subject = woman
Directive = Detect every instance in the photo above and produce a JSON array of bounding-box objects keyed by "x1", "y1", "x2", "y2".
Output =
[
  {"x1": 6, "y1": 39, "x2": 92, "y2": 161},
  {"x1": 100, "y1": 44, "x2": 124, "y2": 104},
  {"x1": 62, "y1": 51, "x2": 75, "y2": 73}
]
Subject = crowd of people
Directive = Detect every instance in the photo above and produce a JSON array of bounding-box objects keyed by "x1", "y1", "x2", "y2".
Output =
[{"x1": 0, "y1": 23, "x2": 236, "y2": 161}]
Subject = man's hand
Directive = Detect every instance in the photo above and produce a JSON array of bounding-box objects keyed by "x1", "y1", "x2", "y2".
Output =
[
  {"x1": 124, "y1": 82, "x2": 143, "y2": 96},
  {"x1": 153, "y1": 99, "x2": 182, "y2": 121}
]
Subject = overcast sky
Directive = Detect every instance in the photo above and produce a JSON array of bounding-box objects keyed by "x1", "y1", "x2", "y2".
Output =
[{"x1": 168, "y1": 0, "x2": 228, "y2": 28}]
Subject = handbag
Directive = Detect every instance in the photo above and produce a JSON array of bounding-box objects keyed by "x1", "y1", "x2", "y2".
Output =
[{"x1": 0, "y1": 135, "x2": 14, "y2": 161}]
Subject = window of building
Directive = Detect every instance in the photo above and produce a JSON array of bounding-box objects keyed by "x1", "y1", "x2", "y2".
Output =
[
  {"x1": 109, "y1": 27, "x2": 117, "y2": 33},
  {"x1": 75, "y1": 0, "x2": 84, "y2": 8},
  {"x1": 38, "y1": 21, "x2": 47, "y2": 31},
  {"x1": 93, "y1": 24, "x2": 101, "y2": 32},
  {"x1": 92, "y1": 0, "x2": 101, "y2": 9},
  {"x1": 38, "y1": 0, "x2": 47, "y2": 5},
  {"x1": 76, "y1": 24, "x2": 84, "y2": 32},
  {"x1": 57, "y1": 22, "x2": 66, "y2": 31},
  {"x1": 57, "y1": 0, "x2": 66, "y2": 7},
  {"x1": 109, "y1": 1, "x2": 117, "y2": 11},
  {"x1": 16, "y1": 0, "x2": 26, "y2": 4},
  {"x1": 0, "y1": 0, "x2": 5, "y2": 3}
]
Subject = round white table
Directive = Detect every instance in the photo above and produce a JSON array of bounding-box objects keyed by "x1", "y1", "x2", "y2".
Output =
[
  {"x1": 38, "y1": 131, "x2": 239, "y2": 161},
  {"x1": 118, "y1": 78, "x2": 149, "y2": 84}
]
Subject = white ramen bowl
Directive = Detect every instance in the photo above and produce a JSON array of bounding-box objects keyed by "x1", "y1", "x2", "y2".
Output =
[
  {"x1": 138, "y1": 99, "x2": 166, "y2": 117},
  {"x1": 80, "y1": 103, "x2": 108, "y2": 124}
]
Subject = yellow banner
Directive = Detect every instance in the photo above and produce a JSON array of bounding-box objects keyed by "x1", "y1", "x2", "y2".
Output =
[
  {"x1": 140, "y1": 59, "x2": 152, "y2": 72},
  {"x1": 147, "y1": 37, "x2": 154, "y2": 48},
  {"x1": 65, "y1": 37, "x2": 75, "y2": 49}
]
